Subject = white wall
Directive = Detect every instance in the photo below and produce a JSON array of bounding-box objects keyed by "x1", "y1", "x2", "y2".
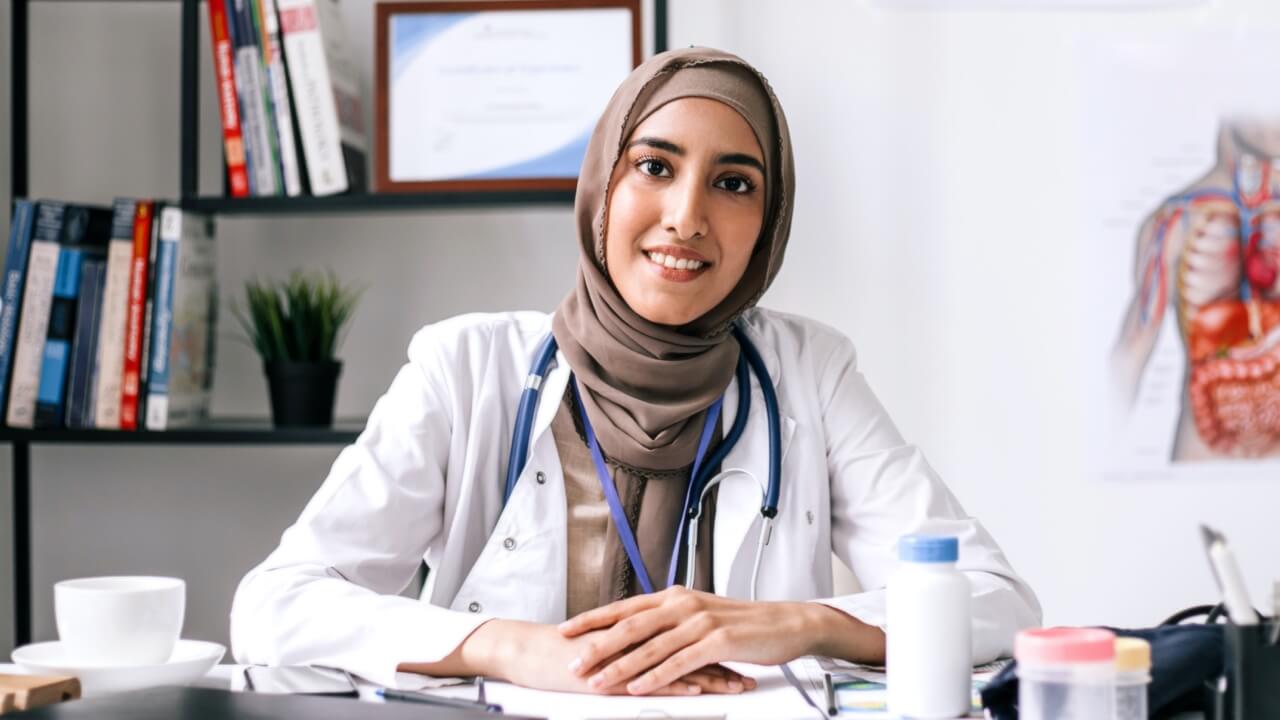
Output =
[
  {"x1": 4, "y1": 0, "x2": 1280, "y2": 658},
  {"x1": 671, "y1": 0, "x2": 1280, "y2": 628}
]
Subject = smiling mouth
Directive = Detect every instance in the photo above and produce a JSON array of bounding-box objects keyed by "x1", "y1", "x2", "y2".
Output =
[
  {"x1": 644, "y1": 250, "x2": 709, "y2": 271},
  {"x1": 643, "y1": 250, "x2": 712, "y2": 283}
]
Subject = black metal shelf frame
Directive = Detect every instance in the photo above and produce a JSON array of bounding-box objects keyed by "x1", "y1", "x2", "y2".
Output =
[{"x1": 8, "y1": 0, "x2": 668, "y2": 651}]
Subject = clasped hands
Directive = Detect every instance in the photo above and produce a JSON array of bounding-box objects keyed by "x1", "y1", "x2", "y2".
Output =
[{"x1": 482, "y1": 586, "x2": 883, "y2": 696}]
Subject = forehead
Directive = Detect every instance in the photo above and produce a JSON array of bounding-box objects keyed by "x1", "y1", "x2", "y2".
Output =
[{"x1": 628, "y1": 97, "x2": 763, "y2": 158}]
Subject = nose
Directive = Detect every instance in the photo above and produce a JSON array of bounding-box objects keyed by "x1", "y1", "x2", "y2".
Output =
[{"x1": 663, "y1": 174, "x2": 710, "y2": 242}]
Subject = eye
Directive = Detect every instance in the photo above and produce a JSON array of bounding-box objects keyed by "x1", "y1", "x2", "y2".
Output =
[
  {"x1": 636, "y1": 156, "x2": 672, "y2": 178},
  {"x1": 715, "y1": 175, "x2": 756, "y2": 195}
]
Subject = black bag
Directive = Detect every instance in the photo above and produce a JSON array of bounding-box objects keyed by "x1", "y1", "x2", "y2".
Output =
[{"x1": 979, "y1": 625, "x2": 1224, "y2": 719}]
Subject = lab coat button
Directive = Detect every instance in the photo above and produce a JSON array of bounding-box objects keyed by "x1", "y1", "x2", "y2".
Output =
[
  {"x1": 536, "y1": 471, "x2": 546, "y2": 484},
  {"x1": 468, "y1": 602, "x2": 482, "y2": 613},
  {"x1": 503, "y1": 537, "x2": 517, "y2": 550},
  {"x1": 806, "y1": 511, "x2": 814, "y2": 525}
]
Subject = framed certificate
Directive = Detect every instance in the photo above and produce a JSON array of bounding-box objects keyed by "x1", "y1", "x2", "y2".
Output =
[{"x1": 374, "y1": 0, "x2": 642, "y2": 193}]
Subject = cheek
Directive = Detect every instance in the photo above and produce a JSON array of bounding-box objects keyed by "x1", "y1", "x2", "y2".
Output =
[
  {"x1": 604, "y1": 183, "x2": 653, "y2": 270},
  {"x1": 716, "y1": 210, "x2": 765, "y2": 280}
]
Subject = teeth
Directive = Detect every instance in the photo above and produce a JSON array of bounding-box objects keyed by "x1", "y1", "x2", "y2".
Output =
[{"x1": 646, "y1": 251, "x2": 705, "y2": 271}]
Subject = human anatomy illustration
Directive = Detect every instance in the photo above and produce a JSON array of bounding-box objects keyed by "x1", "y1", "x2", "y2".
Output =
[{"x1": 1113, "y1": 121, "x2": 1280, "y2": 461}]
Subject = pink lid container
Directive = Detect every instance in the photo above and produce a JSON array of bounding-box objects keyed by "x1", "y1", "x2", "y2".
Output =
[{"x1": 1015, "y1": 628, "x2": 1117, "y2": 666}]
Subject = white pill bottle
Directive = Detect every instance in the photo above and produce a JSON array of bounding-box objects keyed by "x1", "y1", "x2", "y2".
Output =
[{"x1": 886, "y1": 534, "x2": 972, "y2": 718}]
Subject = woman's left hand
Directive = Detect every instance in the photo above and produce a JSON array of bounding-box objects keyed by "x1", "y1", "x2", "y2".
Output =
[{"x1": 558, "y1": 586, "x2": 881, "y2": 695}]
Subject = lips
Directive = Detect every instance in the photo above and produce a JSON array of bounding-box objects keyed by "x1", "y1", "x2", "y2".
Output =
[{"x1": 642, "y1": 247, "x2": 711, "y2": 282}]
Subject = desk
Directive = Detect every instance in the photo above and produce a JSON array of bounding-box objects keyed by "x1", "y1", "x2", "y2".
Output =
[
  {"x1": 0, "y1": 662, "x2": 1211, "y2": 719},
  {"x1": 0, "y1": 662, "x2": 825, "y2": 719}
]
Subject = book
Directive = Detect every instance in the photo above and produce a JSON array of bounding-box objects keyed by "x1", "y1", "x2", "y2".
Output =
[
  {"x1": 6, "y1": 201, "x2": 66, "y2": 428},
  {"x1": 94, "y1": 198, "x2": 138, "y2": 430},
  {"x1": 118, "y1": 200, "x2": 155, "y2": 431},
  {"x1": 146, "y1": 208, "x2": 217, "y2": 430},
  {"x1": 207, "y1": 0, "x2": 252, "y2": 198},
  {"x1": 65, "y1": 256, "x2": 107, "y2": 429},
  {"x1": 258, "y1": 0, "x2": 303, "y2": 196},
  {"x1": 134, "y1": 201, "x2": 165, "y2": 427},
  {"x1": 230, "y1": 0, "x2": 279, "y2": 195},
  {"x1": 33, "y1": 204, "x2": 113, "y2": 428},
  {"x1": 0, "y1": 199, "x2": 38, "y2": 419},
  {"x1": 243, "y1": 0, "x2": 285, "y2": 196},
  {"x1": 277, "y1": 0, "x2": 365, "y2": 196}
]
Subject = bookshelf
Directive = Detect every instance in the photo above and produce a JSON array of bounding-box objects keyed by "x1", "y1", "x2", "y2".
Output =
[{"x1": 8, "y1": 0, "x2": 668, "y2": 652}]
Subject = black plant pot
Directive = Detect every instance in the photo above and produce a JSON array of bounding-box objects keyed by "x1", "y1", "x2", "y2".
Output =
[{"x1": 264, "y1": 360, "x2": 342, "y2": 427}]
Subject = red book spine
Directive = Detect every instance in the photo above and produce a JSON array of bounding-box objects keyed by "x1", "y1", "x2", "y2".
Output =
[
  {"x1": 209, "y1": 0, "x2": 251, "y2": 197},
  {"x1": 119, "y1": 201, "x2": 154, "y2": 431}
]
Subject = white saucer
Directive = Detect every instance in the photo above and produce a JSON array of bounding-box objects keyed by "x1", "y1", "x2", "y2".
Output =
[{"x1": 11, "y1": 639, "x2": 226, "y2": 697}]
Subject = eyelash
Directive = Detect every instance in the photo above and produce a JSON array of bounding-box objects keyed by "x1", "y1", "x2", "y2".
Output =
[{"x1": 634, "y1": 155, "x2": 758, "y2": 195}]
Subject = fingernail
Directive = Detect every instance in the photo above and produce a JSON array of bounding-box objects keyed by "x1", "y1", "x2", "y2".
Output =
[
  {"x1": 686, "y1": 683, "x2": 700, "y2": 694},
  {"x1": 729, "y1": 680, "x2": 743, "y2": 692},
  {"x1": 746, "y1": 677, "x2": 757, "y2": 689},
  {"x1": 588, "y1": 674, "x2": 605, "y2": 689},
  {"x1": 557, "y1": 621, "x2": 571, "y2": 632},
  {"x1": 568, "y1": 657, "x2": 582, "y2": 673}
]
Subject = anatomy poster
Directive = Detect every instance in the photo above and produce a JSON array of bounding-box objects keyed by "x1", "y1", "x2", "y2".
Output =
[{"x1": 1084, "y1": 32, "x2": 1280, "y2": 479}]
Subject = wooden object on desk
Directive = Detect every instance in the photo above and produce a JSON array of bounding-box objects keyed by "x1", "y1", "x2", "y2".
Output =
[{"x1": 0, "y1": 674, "x2": 81, "y2": 714}]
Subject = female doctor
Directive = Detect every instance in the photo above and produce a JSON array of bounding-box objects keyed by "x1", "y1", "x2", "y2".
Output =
[{"x1": 230, "y1": 47, "x2": 1041, "y2": 697}]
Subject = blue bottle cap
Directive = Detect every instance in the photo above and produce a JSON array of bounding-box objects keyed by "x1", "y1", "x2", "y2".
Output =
[{"x1": 898, "y1": 534, "x2": 958, "y2": 563}]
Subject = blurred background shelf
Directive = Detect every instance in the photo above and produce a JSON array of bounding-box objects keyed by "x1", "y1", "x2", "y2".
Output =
[
  {"x1": 0, "y1": 417, "x2": 365, "y2": 445},
  {"x1": 182, "y1": 191, "x2": 577, "y2": 216}
]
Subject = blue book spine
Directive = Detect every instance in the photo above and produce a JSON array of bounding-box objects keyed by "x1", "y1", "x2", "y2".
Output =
[
  {"x1": 0, "y1": 200, "x2": 36, "y2": 418},
  {"x1": 34, "y1": 248, "x2": 84, "y2": 427},
  {"x1": 224, "y1": 0, "x2": 258, "y2": 195},
  {"x1": 65, "y1": 257, "x2": 107, "y2": 429},
  {"x1": 145, "y1": 232, "x2": 178, "y2": 423}
]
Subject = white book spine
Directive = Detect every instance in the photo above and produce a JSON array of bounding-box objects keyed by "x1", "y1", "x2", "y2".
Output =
[
  {"x1": 163, "y1": 216, "x2": 216, "y2": 428},
  {"x1": 236, "y1": 43, "x2": 279, "y2": 196},
  {"x1": 6, "y1": 241, "x2": 60, "y2": 428},
  {"x1": 262, "y1": 0, "x2": 303, "y2": 197},
  {"x1": 277, "y1": 0, "x2": 348, "y2": 196},
  {"x1": 93, "y1": 239, "x2": 134, "y2": 429}
]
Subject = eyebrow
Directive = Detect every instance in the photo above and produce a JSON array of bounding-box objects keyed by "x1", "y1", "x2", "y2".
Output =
[{"x1": 627, "y1": 137, "x2": 765, "y2": 174}]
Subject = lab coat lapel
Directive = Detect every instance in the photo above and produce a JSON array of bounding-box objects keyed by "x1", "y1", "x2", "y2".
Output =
[{"x1": 712, "y1": 333, "x2": 795, "y2": 598}]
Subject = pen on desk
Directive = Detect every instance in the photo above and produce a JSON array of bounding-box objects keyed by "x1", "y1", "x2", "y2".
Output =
[
  {"x1": 477, "y1": 675, "x2": 487, "y2": 705},
  {"x1": 376, "y1": 687, "x2": 504, "y2": 714},
  {"x1": 1200, "y1": 524, "x2": 1257, "y2": 625},
  {"x1": 823, "y1": 671, "x2": 837, "y2": 716}
]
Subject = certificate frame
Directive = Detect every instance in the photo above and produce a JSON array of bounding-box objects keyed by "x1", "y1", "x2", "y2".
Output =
[{"x1": 374, "y1": 0, "x2": 642, "y2": 194}]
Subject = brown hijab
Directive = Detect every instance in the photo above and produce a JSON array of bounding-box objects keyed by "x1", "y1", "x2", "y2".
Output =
[{"x1": 551, "y1": 47, "x2": 796, "y2": 473}]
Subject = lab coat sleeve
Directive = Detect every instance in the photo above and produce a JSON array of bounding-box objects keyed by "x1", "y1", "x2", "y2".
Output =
[
  {"x1": 810, "y1": 335, "x2": 1043, "y2": 663},
  {"x1": 229, "y1": 328, "x2": 492, "y2": 689}
]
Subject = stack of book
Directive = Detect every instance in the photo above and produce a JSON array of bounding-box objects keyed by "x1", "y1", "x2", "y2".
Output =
[
  {"x1": 210, "y1": 0, "x2": 366, "y2": 198},
  {"x1": 1, "y1": 199, "x2": 217, "y2": 432}
]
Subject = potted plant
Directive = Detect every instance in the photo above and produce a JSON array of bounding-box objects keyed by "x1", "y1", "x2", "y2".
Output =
[{"x1": 233, "y1": 270, "x2": 360, "y2": 427}]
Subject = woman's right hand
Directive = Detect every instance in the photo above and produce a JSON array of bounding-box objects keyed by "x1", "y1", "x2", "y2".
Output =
[{"x1": 403, "y1": 618, "x2": 757, "y2": 695}]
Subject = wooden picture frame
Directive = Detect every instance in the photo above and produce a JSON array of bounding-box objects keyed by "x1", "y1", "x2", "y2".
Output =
[{"x1": 374, "y1": 0, "x2": 642, "y2": 193}]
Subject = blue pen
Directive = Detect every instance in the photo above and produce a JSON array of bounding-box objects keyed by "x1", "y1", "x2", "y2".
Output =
[{"x1": 375, "y1": 686, "x2": 504, "y2": 713}]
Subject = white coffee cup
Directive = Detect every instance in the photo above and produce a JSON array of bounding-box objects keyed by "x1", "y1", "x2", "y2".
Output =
[{"x1": 54, "y1": 576, "x2": 185, "y2": 666}]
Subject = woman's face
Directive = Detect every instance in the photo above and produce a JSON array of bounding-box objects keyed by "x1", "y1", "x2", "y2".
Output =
[{"x1": 603, "y1": 97, "x2": 767, "y2": 327}]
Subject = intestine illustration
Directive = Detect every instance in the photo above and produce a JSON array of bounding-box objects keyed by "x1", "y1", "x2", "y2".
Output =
[{"x1": 1112, "y1": 120, "x2": 1280, "y2": 461}]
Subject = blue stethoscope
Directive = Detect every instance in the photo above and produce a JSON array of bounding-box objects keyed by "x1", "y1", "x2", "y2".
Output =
[{"x1": 503, "y1": 324, "x2": 781, "y2": 601}]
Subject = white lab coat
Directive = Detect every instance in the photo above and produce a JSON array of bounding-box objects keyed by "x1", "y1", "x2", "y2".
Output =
[{"x1": 230, "y1": 308, "x2": 1041, "y2": 688}]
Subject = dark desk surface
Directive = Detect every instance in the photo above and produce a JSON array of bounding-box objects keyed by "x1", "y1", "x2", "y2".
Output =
[{"x1": 7, "y1": 686, "x2": 542, "y2": 719}]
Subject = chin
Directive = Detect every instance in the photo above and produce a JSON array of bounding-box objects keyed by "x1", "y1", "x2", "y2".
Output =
[{"x1": 633, "y1": 303, "x2": 701, "y2": 327}]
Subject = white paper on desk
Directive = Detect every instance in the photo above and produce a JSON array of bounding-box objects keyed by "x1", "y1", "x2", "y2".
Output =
[
  {"x1": 228, "y1": 667, "x2": 466, "y2": 693},
  {"x1": 420, "y1": 663, "x2": 823, "y2": 720}
]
